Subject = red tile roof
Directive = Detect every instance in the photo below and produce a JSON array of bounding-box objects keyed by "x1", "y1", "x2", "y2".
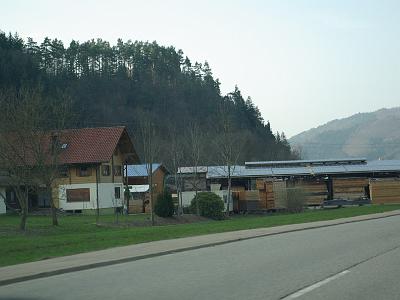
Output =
[{"x1": 58, "y1": 126, "x2": 134, "y2": 164}]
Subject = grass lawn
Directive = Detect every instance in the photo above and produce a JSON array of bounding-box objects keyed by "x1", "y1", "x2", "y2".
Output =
[{"x1": 1, "y1": 204, "x2": 400, "y2": 267}]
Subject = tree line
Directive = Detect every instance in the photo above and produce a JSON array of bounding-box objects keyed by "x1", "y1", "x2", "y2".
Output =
[{"x1": 0, "y1": 31, "x2": 298, "y2": 166}]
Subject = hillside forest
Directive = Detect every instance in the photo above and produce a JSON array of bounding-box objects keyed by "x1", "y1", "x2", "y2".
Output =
[{"x1": 0, "y1": 31, "x2": 299, "y2": 169}]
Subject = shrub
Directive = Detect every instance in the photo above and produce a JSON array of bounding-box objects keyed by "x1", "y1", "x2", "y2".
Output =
[
  {"x1": 286, "y1": 187, "x2": 306, "y2": 213},
  {"x1": 154, "y1": 190, "x2": 174, "y2": 218},
  {"x1": 190, "y1": 192, "x2": 225, "y2": 220}
]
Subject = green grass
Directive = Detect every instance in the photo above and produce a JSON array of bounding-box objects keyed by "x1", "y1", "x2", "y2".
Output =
[{"x1": 1, "y1": 204, "x2": 400, "y2": 267}]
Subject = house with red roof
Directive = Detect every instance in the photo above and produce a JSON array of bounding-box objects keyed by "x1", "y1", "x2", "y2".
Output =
[{"x1": 2, "y1": 126, "x2": 139, "y2": 214}]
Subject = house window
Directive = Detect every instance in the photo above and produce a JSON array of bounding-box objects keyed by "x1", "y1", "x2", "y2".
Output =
[
  {"x1": 102, "y1": 165, "x2": 110, "y2": 176},
  {"x1": 113, "y1": 165, "x2": 122, "y2": 176},
  {"x1": 114, "y1": 187, "x2": 121, "y2": 199},
  {"x1": 77, "y1": 166, "x2": 91, "y2": 177},
  {"x1": 66, "y1": 188, "x2": 90, "y2": 202},
  {"x1": 59, "y1": 166, "x2": 69, "y2": 177}
]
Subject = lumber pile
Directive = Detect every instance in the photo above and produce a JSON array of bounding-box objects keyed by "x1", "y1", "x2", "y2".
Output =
[
  {"x1": 265, "y1": 181, "x2": 275, "y2": 209},
  {"x1": 255, "y1": 179, "x2": 274, "y2": 209},
  {"x1": 333, "y1": 178, "x2": 368, "y2": 200},
  {"x1": 370, "y1": 178, "x2": 400, "y2": 204},
  {"x1": 256, "y1": 179, "x2": 265, "y2": 190},
  {"x1": 297, "y1": 180, "x2": 327, "y2": 205},
  {"x1": 238, "y1": 190, "x2": 261, "y2": 211},
  {"x1": 273, "y1": 181, "x2": 287, "y2": 209}
]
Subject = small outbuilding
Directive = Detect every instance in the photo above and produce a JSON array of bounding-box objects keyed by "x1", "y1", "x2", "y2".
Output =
[{"x1": 125, "y1": 164, "x2": 168, "y2": 213}]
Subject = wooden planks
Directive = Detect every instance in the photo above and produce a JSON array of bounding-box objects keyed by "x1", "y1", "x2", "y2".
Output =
[
  {"x1": 273, "y1": 181, "x2": 287, "y2": 209},
  {"x1": 370, "y1": 178, "x2": 400, "y2": 204},
  {"x1": 332, "y1": 178, "x2": 368, "y2": 200},
  {"x1": 296, "y1": 180, "x2": 327, "y2": 205},
  {"x1": 265, "y1": 181, "x2": 275, "y2": 209}
]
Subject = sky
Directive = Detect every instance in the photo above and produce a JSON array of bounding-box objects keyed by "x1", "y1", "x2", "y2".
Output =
[{"x1": 2, "y1": 0, "x2": 400, "y2": 137}]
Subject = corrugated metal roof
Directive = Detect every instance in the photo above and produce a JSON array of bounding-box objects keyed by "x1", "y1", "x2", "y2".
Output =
[
  {"x1": 178, "y1": 166, "x2": 208, "y2": 174},
  {"x1": 128, "y1": 185, "x2": 149, "y2": 193},
  {"x1": 344, "y1": 160, "x2": 400, "y2": 173},
  {"x1": 245, "y1": 158, "x2": 367, "y2": 168},
  {"x1": 205, "y1": 160, "x2": 400, "y2": 178},
  {"x1": 310, "y1": 165, "x2": 348, "y2": 174},
  {"x1": 126, "y1": 164, "x2": 161, "y2": 177},
  {"x1": 206, "y1": 166, "x2": 244, "y2": 178}
]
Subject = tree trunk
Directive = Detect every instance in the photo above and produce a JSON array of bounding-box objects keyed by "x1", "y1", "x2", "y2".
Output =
[
  {"x1": 194, "y1": 168, "x2": 199, "y2": 216},
  {"x1": 51, "y1": 205, "x2": 58, "y2": 226},
  {"x1": 20, "y1": 207, "x2": 27, "y2": 231},
  {"x1": 49, "y1": 186, "x2": 59, "y2": 226},
  {"x1": 227, "y1": 165, "x2": 231, "y2": 215},
  {"x1": 19, "y1": 193, "x2": 28, "y2": 231},
  {"x1": 149, "y1": 164, "x2": 154, "y2": 225},
  {"x1": 174, "y1": 173, "x2": 180, "y2": 216}
]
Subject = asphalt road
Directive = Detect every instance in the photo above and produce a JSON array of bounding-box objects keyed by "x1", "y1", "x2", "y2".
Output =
[{"x1": 1, "y1": 216, "x2": 400, "y2": 300}]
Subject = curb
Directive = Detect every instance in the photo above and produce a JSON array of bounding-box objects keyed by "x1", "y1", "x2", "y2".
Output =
[{"x1": 1, "y1": 211, "x2": 400, "y2": 287}]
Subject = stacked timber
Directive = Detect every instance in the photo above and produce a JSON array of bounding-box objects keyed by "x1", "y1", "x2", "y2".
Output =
[
  {"x1": 265, "y1": 181, "x2": 275, "y2": 209},
  {"x1": 370, "y1": 178, "x2": 400, "y2": 204},
  {"x1": 232, "y1": 186, "x2": 245, "y2": 211},
  {"x1": 238, "y1": 190, "x2": 260, "y2": 210},
  {"x1": 332, "y1": 178, "x2": 368, "y2": 200},
  {"x1": 256, "y1": 179, "x2": 265, "y2": 190},
  {"x1": 297, "y1": 180, "x2": 327, "y2": 205},
  {"x1": 273, "y1": 181, "x2": 287, "y2": 209}
]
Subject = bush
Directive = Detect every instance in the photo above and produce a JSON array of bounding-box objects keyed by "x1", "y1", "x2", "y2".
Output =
[
  {"x1": 154, "y1": 190, "x2": 174, "y2": 218},
  {"x1": 286, "y1": 187, "x2": 306, "y2": 213},
  {"x1": 190, "y1": 192, "x2": 225, "y2": 220}
]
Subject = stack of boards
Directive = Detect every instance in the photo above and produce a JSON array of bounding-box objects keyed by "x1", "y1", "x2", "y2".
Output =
[
  {"x1": 370, "y1": 178, "x2": 400, "y2": 204},
  {"x1": 296, "y1": 180, "x2": 327, "y2": 205},
  {"x1": 232, "y1": 177, "x2": 400, "y2": 211},
  {"x1": 257, "y1": 179, "x2": 327, "y2": 208},
  {"x1": 238, "y1": 190, "x2": 260, "y2": 210},
  {"x1": 332, "y1": 178, "x2": 368, "y2": 200}
]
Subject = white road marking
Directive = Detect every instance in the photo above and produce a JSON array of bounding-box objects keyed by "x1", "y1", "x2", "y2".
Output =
[{"x1": 281, "y1": 270, "x2": 350, "y2": 299}]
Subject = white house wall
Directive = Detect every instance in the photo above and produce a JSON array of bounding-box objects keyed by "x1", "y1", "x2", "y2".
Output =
[
  {"x1": 0, "y1": 187, "x2": 6, "y2": 214},
  {"x1": 58, "y1": 183, "x2": 124, "y2": 210}
]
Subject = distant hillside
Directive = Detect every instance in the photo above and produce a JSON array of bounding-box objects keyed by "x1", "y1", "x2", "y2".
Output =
[{"x1": 289, "y1": 107, "x2": 400, "y2": 160}]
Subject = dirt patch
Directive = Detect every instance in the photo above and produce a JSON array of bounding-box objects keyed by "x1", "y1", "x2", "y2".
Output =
[{"x1": 97, "y1": 214, "x2": 211, "y2": 228}]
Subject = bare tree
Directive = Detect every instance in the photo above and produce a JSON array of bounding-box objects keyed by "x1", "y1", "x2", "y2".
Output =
[
  {"x1": 31, "y1": 94, "x2": 72, "y2": 226},
  {"x1": 214, "y1": 101, "x2": 244, "y2": 214},
  {"x1": 133, "y1": 111, "x2": 160, "y2": 225},
  {"x1": 187, "y1": 123, "x2": 203, "y2": 216},
  {"x1": 0, "y1": 87, "x2": 71, "y2": 229},
  {"x1": 165, "y1": 124, "x2": 185, "y2": 215}
]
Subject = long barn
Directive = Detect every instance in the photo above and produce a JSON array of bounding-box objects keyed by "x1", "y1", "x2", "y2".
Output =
[{"x1": 179, "y1": 158, "x2": 400, "y2": 212}]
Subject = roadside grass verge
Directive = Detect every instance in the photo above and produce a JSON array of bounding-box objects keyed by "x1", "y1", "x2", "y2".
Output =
[{"x1": 1, "y1": 204, "x2": 400, "y2": 267}]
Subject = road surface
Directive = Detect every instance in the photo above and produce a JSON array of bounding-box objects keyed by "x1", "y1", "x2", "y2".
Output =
[{"x1": 1, "y1": 215, "x2": 400, "y2": 300}]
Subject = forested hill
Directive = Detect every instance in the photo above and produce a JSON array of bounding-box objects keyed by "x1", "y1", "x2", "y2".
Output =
[
  {"x1": 0, "y1": 31, "x2": 298, "y2": 166},
  {"x1": 289, "y1": 107, "x2": 400, "y2": 160}
]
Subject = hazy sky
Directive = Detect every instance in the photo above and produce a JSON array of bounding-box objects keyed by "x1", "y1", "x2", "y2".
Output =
[{"x1": 2, "y1": 0, "x2": 400, "y2": 137}]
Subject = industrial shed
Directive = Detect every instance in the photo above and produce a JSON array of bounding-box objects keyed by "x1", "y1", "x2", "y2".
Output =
[{"x1": 184, "y1": 158, "x2": 400, "y2": 212}]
